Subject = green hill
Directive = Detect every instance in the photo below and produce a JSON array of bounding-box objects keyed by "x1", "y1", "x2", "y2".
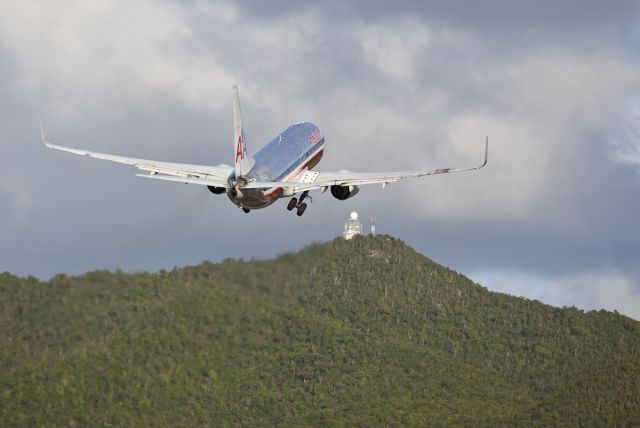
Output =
[
  {"x1": 510, "y1": 353, "x2": 640, "y2": 426},
  {"x1": 1, "y1": 235, "x2": 639, "y2": 426}
]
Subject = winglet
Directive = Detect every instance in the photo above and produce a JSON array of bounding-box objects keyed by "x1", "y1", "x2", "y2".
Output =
[
  {"x1": 39, "y1": 116, "x2": 50, "y2": 147},
  {"x1": 480, "y1": 136, "x2": 489, "y2": 169}
]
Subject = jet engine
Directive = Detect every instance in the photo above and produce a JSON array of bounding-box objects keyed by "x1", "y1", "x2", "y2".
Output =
[
  {"x1": 330, "y1": 185, "x2": 360, "y2": 200},
  {"x1": 207, "y1": 185, "x2": 226, "y2": 195}
]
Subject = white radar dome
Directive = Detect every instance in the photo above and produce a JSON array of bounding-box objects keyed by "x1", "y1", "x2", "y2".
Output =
[{"x1": 350, "y1": 212, "x2": 358, "y2": 220}]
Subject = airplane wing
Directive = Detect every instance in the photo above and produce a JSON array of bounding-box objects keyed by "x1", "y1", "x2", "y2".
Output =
[
  {"x1": 43, "y1": 113, "x2": 487, "y2": 193},
  {"x1": 273, "y1": 137, "x2": 489, "y2": 192},
  {"x1": 40, "y1": 119, "x2": 233, "y2": 187},
  {"x1": 139, "y1": 138, "x2": 488, "y2": 193}
]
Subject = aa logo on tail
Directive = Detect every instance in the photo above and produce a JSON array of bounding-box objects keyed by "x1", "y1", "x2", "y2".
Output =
[{"x1": 235, "y1": 136, "x2": 244, "y2": 162}]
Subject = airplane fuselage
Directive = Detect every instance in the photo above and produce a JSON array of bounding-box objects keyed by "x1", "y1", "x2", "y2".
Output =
[{"x1": 226, "y1": 122, "x2": 324, "y2": 209}]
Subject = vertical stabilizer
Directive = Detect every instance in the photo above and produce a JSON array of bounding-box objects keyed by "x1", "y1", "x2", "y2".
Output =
[{"x1": 233, "y1": 85, "x2": 254, "y2": 177}]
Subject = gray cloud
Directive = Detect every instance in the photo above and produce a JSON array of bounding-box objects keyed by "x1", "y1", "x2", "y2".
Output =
[
  {"x1": 0, "y1": 0, "x2": 639, "y2": 319},
  {"x1": 229, "y1": 0, "x2": 639, "y2": 40}
]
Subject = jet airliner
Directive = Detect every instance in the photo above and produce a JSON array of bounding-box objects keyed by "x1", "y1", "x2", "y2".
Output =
[{"x1": 42, "y1": 86, "x2": 487, "y2": 216}]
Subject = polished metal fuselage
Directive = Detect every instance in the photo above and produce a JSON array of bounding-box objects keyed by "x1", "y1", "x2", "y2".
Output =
[{"x1": 227, "y1": 122, "x2": 324, "y2": 209}]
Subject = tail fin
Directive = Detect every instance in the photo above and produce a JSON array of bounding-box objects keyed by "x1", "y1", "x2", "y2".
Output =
[{"x1": 233, "y1": 85, "x2": 254, "y2": 177}]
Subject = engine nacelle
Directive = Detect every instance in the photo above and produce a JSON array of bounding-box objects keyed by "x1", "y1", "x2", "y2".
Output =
[
  {"x1": 330, "y1": 185, "x2": 360, "y2": 200},
  {"x1": 207, "y1": 185, "x2": 226, "y2": 195}
]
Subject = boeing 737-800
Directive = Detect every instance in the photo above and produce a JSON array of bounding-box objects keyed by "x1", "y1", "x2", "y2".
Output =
[{"x1": 42, "y1": 86, "x2": 487, "y2": 216}]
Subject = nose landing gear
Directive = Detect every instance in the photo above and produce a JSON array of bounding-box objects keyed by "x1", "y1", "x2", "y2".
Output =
[{"x1": 286, "y1": 191, "x2": 312, "y2": 216}]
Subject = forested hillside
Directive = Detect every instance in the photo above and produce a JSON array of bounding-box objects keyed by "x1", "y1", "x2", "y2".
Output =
[{"x1": 1, "y1": 235, "x2": 639, "y2": 426}]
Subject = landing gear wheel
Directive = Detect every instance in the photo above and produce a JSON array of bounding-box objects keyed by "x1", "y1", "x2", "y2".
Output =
[
  {"x1": 242, "y1": 208, "x2": 250, "y2": 213},
  {"x1": 287, "y1": 197, "x2": 298, "y2": 211},
  {"x1": 296, "y1": 202, "x2": 307, "y2": 216}
]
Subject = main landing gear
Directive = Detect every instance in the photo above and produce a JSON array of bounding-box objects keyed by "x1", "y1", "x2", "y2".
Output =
[{"x1": 286, "y1": 191, "x2": 312, "y2": 216}]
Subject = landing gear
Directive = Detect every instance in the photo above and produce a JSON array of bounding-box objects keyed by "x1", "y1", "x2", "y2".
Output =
[
  {"x1": 287, "y1": 191, "x2": 312, "y2": 216},
  {"x1": 296, "y1": 202, "x2": 307, "y2": 216},
  {"x1": 287, "y1": 197, "x2": 297, "y2": 211},
  {"x1": 242, "y1": 208, "x2": 250, "y2": 213}
]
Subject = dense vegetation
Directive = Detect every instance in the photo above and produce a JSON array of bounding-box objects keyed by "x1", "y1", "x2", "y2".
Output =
[{"x1": 1, "y1": 235, "x2": 638, "y2": 426}]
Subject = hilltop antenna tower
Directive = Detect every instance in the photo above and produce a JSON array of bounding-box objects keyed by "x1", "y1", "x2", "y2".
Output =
[
  {"x1": 370, "y1": 217, "x2": 376, "y2": 236},
  {"x1": 344, "y1": 212, "x2": 363, "y2": 240}
]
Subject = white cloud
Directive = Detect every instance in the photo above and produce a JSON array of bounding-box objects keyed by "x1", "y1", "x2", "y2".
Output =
[
  {"x1": 396, "y1": 51, "x2": 640, "y2": 224},
  {"x1": 473, "y1": 269, "x2": 640, "y2": 320},
  {"x1": 470, "y1": 269, "x2": 549, "y2": 300},
  {"x1": 0, "y1": 0, "x2": 335, "y2": 120},
  {"x1": 194, "y1": 0, "x2": 238, "y2": 23},
  {"x1": 546, "y1": 271, "x2": 640, "y2": 320},
  {"x1": 609, "y1": 99, "x2": 640, "y2": 167},
  {"x1": 359, "y1": 17, "x2": 430, "y2": 81},
  {"x1": 0, "y1": 0, "x2": 235, "y2": 116}
]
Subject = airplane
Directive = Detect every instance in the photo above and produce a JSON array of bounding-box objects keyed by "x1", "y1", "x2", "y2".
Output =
[{"x1": 41, "y1": 85, "x2": 488, "y2": 216}]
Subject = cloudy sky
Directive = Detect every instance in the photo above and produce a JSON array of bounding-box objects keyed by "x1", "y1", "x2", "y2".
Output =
[{"x1": 1, "y1": 0, "x2": 640, "y2": 319}]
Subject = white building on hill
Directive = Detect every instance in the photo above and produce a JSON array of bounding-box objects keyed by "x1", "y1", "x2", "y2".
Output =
[{"x1": 344, "y1": 212, "x2": 363, "y2": 240}]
